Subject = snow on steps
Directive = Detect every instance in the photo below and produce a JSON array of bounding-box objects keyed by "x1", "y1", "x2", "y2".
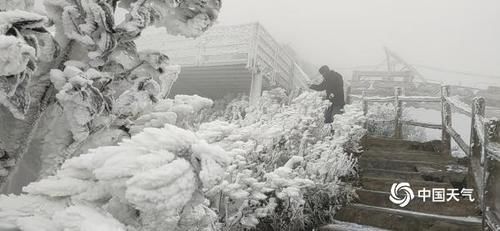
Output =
[
  {"x1": 360, "y1": 176, "x2": 453, "y2": 192},
  {"x1": 319, "y1": 220, "x2": 390, "y2": 231},
  {"x1": 334, "y1": 137, "x2": 481, "y2": 230},
  {"x1": 355, "y1": 188, "x2": 480, "y2": 216},
  {"x1": 336, "y1": 203, "x2": 482, "y2": 231}
]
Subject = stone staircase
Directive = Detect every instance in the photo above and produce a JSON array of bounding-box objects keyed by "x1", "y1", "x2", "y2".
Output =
[{"x1": 323, "y1": 137, "x2": 483, "y2": 231}]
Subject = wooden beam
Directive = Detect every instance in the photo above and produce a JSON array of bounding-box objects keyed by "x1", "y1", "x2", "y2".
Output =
[
  {"x1": 394, "y1": 87, "x2": 403, "y2": 139},
  {"x1": 445, "y1": 124, "x2": 471, "y2": 156},
  {"x1": 365, "y1": 97, "x2": 395, "y2": 103},
  {"x1": 399, "y1": 96, "x2": 441, "y2": 103},
  {"x1": 401, "y1": 120, "x2": 443, "y2": 130},
  {"x1": 445, "y1": 96, "x2": 473, "y2": 117}
]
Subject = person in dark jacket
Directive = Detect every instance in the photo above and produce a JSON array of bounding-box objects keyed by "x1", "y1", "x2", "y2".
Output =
[{"x1": 309, "y1": 65, "x2": 345, "y2": 123}]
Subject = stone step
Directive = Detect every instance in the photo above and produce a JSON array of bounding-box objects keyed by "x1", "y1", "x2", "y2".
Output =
[
  {"x1": 363, "y1": 149, "x2": 455, "y2": 163},
  {"x1": 319, "y1": 220, "x2": 390, "y2": 231},
  {"x1": 361, "y1": 168, "x2": 467, "y2": 185},
  {"x1": 360, "y1": 158, "x2": 449, "y2": 172},
  {"x1": 355, "y1": 189, "x2": 481, "y2": 217},
  {"x1": 362, "y1": 168, "x2": 425, "y2": 181},
  {"x1": 334, "y1": 203, "x2": 482, "y2": 231},
  {"x1": 365, "y1": 137, "x2": 443, "y2": 153},
  {"x1": 364, "y1": 147, "x2": 447, "y2": 157},
  {"x1": 360, "y1": 176, "x2": 452, "y2": 192},
  {"x1": 365, "y1": 146, "x2": 443, "y2": 155}
]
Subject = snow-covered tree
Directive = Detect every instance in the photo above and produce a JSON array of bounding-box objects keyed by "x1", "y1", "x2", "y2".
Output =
[{"x1": 0, "y1": 0, "x2": 221, "y2": 192}]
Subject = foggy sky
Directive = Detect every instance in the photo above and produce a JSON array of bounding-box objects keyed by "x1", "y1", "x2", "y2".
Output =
[
  {"x1": 217, "y1": 0, "x2": 500, "y2": 86},
  {"x1": 34, "y1": 0, "x2": 500, "y2": 87}
]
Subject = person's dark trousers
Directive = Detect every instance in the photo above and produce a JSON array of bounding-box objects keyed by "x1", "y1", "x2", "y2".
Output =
[{"x1": 324, "y1": 103, "x2": 344, "y2": 124}]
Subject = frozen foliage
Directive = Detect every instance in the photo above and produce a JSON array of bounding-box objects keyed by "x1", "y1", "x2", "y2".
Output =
[
  {"x1": 198, "y1": 89, "x2": 366, "y2": 230},
  {"x1": 0, "y1": 0, "x2": 34, "y2": 11},
  {"x1": 149, "y1": 0, "x2": 222, "y2": 38},
  {"x1": 0, "y1": 35, "x2": 35, "y2": 76},
  {"x1": 0, "y1": 10, "x2": 50, "y2": 118},
  {"x1": 113, "y1": 77, "x2": 160, "y2": 118},
  {"x1": 50, "y1": 65, "x2": 109, "y2": 142},
  {"x1": 0, "y1": 89, "x2": 366, "y2": 231},
  {"x1": 129, "y1": 94, "x2": 214, "y2": 134},
  {"x1": 366, "y1": 102, "x2": 427, "y2": 141},
  {"x1": 1, "y1": 124, "x2": 230, "y2": 231},
  {"x1": 0, "y1": 35, "x2": 35, "y2": 119},
  {"x1": 0, "y1": 0, "x2": 222, "y2": 193}
]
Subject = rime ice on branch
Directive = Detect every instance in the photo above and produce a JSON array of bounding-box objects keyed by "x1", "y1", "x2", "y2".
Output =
[
  {"x1": 0, "y1": 90, "x2": 366, "y2": 231},
  {"x1": 0, "y1": 0, "x2": 221, "y2": 193}
]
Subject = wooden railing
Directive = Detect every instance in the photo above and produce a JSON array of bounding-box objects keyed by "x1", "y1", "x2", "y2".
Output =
[
  {"x1": 150, "y1": 23, "x2": 311, "y2": 89},
  {"x1": 347, "y1": 85, "x2": 500, "y2": 230},
  {"x1": 347, "y1": 86, "x2": 443, "y2": 139}
]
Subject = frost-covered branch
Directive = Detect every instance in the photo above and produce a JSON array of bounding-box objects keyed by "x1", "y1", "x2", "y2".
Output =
[{"x1": 0, "y1": 0, "x2": 222, "y2": 192}]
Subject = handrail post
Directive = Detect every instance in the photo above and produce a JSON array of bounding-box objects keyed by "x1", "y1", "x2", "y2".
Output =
[
  {"x1": 394, "y1": 87, "x2": 403, "y2": 139},
  {"x1": 362, "y1": 90, "x2": 368, "y2": 129},
  {"x1": 480, "y1": 119, "x2": 497, "y2": 229},
  {"x1": 441, "y1": 86, "x2": 452, "y2": 154},
  {"x1": 470, "y1": 98, "x2": 477, "y2": 158},
  {"x1": 470, "y1": 97, "x2": 486, "y2": 159}
]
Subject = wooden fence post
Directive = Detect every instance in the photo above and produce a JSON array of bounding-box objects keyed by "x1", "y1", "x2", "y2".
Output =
[
  {"x1": 362, "y1": 90, "x2": 368, "y2": 129},
  {"x1": 394, "y1": 87, "x2": 403, "y2": 139},
  {"x1": 480, "y1": 119, "x2": 498, "y2": 228},
  {"x1": 441, "y1": 86, "x2": 452, "y2": 154},
  {"x1": 470, "y1": 97, "x2": 486, "y2": 159}
]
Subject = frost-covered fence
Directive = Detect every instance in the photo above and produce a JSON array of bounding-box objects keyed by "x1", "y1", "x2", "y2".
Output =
[
  {"x1": 139, "y1": 23, "x2": 311, "y2": 101},
  {"x1": 349, "y1": 85, "x2": 500, "y2": 230},
  {"x1": 350, "y1": 86, "x2": 442, "y2": 139},
  {"x1": 468, "y1": 98, "x2": 500, "y2": 230}
]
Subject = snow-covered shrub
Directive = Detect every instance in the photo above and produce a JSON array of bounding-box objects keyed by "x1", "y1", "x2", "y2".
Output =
[
  {"x1": 197, "y1": 89, "x2": 366, "y2": 230},
  {"x1": 129, "y1": 94, "x2": 214, "y2": 135},
  {"x1": 0, "y1": 88, "x2": 366, "y2": 230},
  {"x1": 366, "y1": 102, "x2": 426, "y2": 141},
  {"x1": 0, "y1": 124, "x2": 231, "y2": 231}
]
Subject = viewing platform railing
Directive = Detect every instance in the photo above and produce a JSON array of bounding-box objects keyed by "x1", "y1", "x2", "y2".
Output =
[{"x1": 152, "y1": 23, "x2": 310, "y2": 90}]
